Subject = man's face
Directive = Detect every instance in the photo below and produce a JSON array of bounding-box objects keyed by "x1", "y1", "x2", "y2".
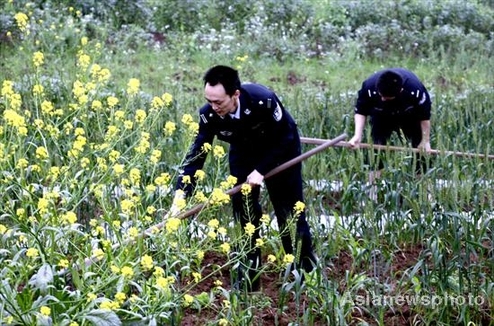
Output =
[{"x1": 205, "y1": 83, "x2": 239, "y2": 117}]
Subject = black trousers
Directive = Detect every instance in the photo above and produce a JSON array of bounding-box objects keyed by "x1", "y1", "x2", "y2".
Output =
[
  {"x1": 229, "y1": 150, "x2": 315, "y2": 283},
  {"x1": 370, "y1": 115, "x2": 429, "y2": 173}
]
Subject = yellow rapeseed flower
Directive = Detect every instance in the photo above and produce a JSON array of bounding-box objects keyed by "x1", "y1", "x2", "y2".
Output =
[
  {"x1": 209, "y1": 188, "x2": 230, "y2": 206},
  {"x1": 62, "y1": 211, "x2": 77, "y2": 224},
  {"x1": 293, "y1": 201, "x2": 305, "y2": 216},
  {"x1": 140, "y1": 254, "x2": 154, "y2": 270},
  {"x1": 33, "y1": 51, "x2": 44, "y2": 67},
  {"x1": 135, "y1": 109, "x2": 146, "y2": 123},
  {"x1": 220, "y1": 242, "x2": 230, "y2": 253},
  {"x1": 267, "y1": 255, "x2": 276, "y2": 263},
  {"x1": 127, "y1": 78, "x2": 140, "y2": 96},
  {"x1": 241, "y1": 183, "x2": 251, "y2": 196},
  {"x1": 261, "y1": 214, "x2": 271, "y2": 225},
  {"x1": 77, "y1": 52, "x2": 91, "y2": 69},
  {"x1": 192, "y1": 272, "x2": 201, "y2": 283},
  {"x1": 156, "y1": 276, "x2": 170, "y2": 290},
  {"x1": 129, "y1": 168, "x2": 141, "y2": 185},
  {"x1": 113, "y1": 164, "x2": 124, "y2": 175},
  {"x1": 33, "y1": 84, "x2": 44, "y2": 96},
  {"x1": 207, "y1": 230, "x2": 217, "y2": 240},
  {"x1": 107, "y1": 96, "x2": 119, "y2": 108},
  {"x1": 194, "y1": 169, "x2": 206, "y2": 181},
  {"x1": 183, "y1": 294, "x2": 194, "y2": 307},
  {"x1": 14, "y1": 12, "x2": 29, "y2": 32},
  {"x1": 197, "y1": 250, "x2": 205, "y2": 261},
  {"x1": 115, "y1": 292, "x2": 126, "y2": 303},
  {"x1": 165, "y1": 217, "x2": 181, "y2": 234},
  {"x1": 41, "y1": 100, "x2": 54, "y2": 115},
  {"x1": 40, "y1": 306, "x2": 51, "y2": 316},
  {"x1": 4, "y1": 109, "x2": 26, "y2": 128},
  {"x1": 120, "y1": 266, "x2": 134, "y2": 278},
  {"x1": 16, "y1": 158, "x2": 29, "y2": 169},
  {"x1": 92, "y1": 248, "x2": 104, "y2": 260},
  {"x1": 26, "y1": 247, "x2": 39, "y2": 258},
  {"x1": 181, "y1": 113, "x2": 194, "y2": 125},
  {"x1": 35, "y1": 146, "x2": 49, "y2": 160},
  {"x1": 208, "y1": 218, "x2": 219, "y2": 229},
  {"x1": 162, "y1": 92, "x2": 173, "y2": 106},
  {"x1": 127, "y1": 227, "x2": 139, "y2": 239},
  {"x1": 201, "y1": 142, "x2": 212, "y2": 152},
  {"x1": 194, "y1": 191, "x2": 208, "y2": 203},
  {"x1": 150, "y1": 149, "x2": 161, "y2": 164},
  {"x1": 283, "y1": 254, "x2": 295, "y2": 265},
  {"x1": 151, "y1": 96, "x2": 164, "y2": 110},
  {"x1": 188, "y1": 122, "x2": 199, "y2": 134},
  {"x1": 163, "y1": 121, "x2": 176, "y2": 136},
  {"x1": 154, "y1": 172, "x2": 170, "y2": 186},
  {"x1": 244, "y1": 222, "x2": 255, "y2": 237},
  {"x1": 58, "y1": 259, "x2": 69, "y2": 268}
]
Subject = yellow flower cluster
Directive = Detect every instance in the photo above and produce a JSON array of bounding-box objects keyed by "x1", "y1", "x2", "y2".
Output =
[
  {"x1": 220, "y1": 242, "x2": 230, "y2": 254},
  {"x1": 154, "y1": 172, "x2": 171, "y2": 186},
  {"x1": 213, "y1": 145, "x2": 225, "y2": 159},
  {"x1": 3, "y1": 110, "x2": 27, "y2": 135},
  {"x1": 201, "y1": 142, "x2": 212, "y2": 152},
  {"x1": 61, "y1": 211, "x2": 77, "y2": 225},
  {"x1": 183, "y1": 294, "x2": 194, "y2": 307},
  {"x1": 140, "y1": 254, "x2": 154, "y2": 270},
  {"x1": 14, "y1": 12, "x2": 29, "y2": 32},
  {"x1": 293, "y1": 201, "x2": 305, "y2": 216},
  {"x1": 127, "y1": 78, "x2": 140, "y2": 96},
  {"x1": 165, "y1": 217, "x2": 181, "y2": 234},
  {"x1": 77, "y1": 51, "x2": 91, "y2": 70},
  {"x1": 194, "y1": 169, "x2": 206, "y2": 181},
  {"x1": 40, "y1": 306, "x2": 51, "y2": 316},
  {"x1": 241, "y1": 183, "x2": 251, "y2": 196},
  {"x1": 209, "y1": 188, "x2": 230, "y2": 206},
  {"x1": 164, "y1": 121, "x2": 176, "y2": 136},
  {"x1": 194, "y1": 191, "x2": 208, "y2": 203},
  {"x1": 150, "y1": 149, "x2": 161, "y2": 164},
  {"x1": 26, "y1": 247, "x2": 39, "y2": 258},
  {"x1": 33, "y1": 51, "x2": 44, "y2": 67},
  {"x1": 135, "y1": 132, "x2": 150, "y2": 154},
  {"x1": 155, "y1": 275, "x2": 175, "y2": 290},
  {"x1": 220, "y1": 175, "x2": 237, "y2": 190},
  {"x1": 283, "y1": 253, "x2": 295, "y2": 265},
  {"x1": 244, "y1": 222, "x2": 255, "y2": 237}
]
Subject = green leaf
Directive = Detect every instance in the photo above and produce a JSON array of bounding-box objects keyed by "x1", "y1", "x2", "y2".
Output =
[
  {"x1": 83, "y1": 309, "x2": 122, "y2": 326},
  {"x1": 28, "y1": 264, "x2": 53, "y2": 292}
]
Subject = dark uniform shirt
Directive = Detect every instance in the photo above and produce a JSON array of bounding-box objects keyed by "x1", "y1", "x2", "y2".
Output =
[
  {"x1": 355, "y1": 68, "x2": 431, "y2": 121},
  {"x1": 177, "y1": 83, "x2": 300, "y2": 195}
]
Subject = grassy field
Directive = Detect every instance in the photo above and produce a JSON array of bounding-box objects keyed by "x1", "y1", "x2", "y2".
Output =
[{"x1": 1, "y1": 1, "x2": 493, "y2": 325}]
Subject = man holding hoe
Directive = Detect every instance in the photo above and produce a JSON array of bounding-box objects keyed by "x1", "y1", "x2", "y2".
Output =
[{"x1": 170, "y1": 65, "x2": 317, "y2": 292}]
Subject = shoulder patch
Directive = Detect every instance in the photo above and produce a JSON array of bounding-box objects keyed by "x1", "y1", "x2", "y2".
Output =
[
  {"x1": 419, "y1": 92, "x2": 427, "y2": 104},
  {"x1": 200, "y1": 114, "x2": 208, "y2": 123},
  {"x1": 273, "y1": 104, "x2": 282, "y2": 121}
]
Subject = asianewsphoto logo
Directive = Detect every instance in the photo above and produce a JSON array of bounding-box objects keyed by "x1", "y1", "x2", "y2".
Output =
[{"x1": 346, "y1": 293, "x2": 485, "y2": 308}]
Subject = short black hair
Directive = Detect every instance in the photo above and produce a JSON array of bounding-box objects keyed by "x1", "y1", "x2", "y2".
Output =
[
  {"x1": 203, "y1": 65, "x2": 241, "y2": 96},
  {"x1": 376, "y1": 70, "x2": 403, "y2": 97}
]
